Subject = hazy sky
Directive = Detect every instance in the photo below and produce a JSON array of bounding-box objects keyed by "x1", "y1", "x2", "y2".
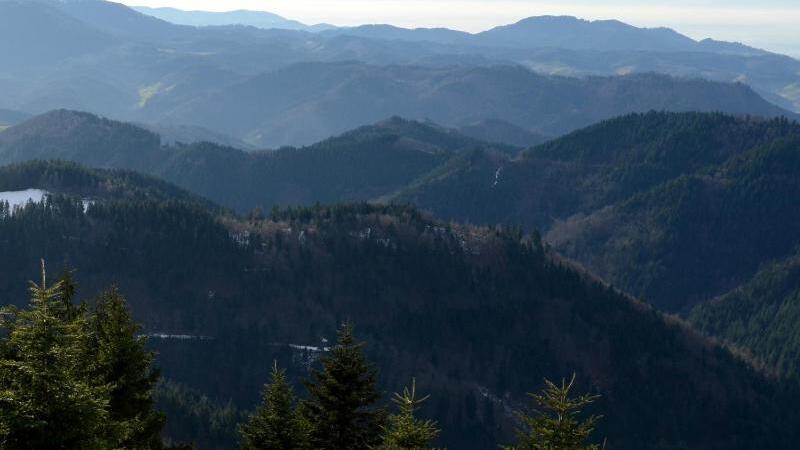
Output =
[{"x1": 121, "y1": 0, "x2": 800, "y2": 56}]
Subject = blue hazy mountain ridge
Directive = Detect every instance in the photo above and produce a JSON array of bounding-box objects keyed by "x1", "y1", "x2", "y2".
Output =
[
  {"x1": 166, "y1": 62, "x2": 798, "y2": 147},
  {"x1": 0, "y1": 0, "x2": 117, "y2": 69},
  {"x1": 321, "y1": 15, "x2": 771, "y2": 55},
  {"x1": 0, "y1": 0, "x2": 798, "y2": 147},
  {"x1": 30, "y1": 0, "x2": 197, "y2": 41},
  {"x1": 133, "y1": 6, "x2": 336, "y2": 32}
]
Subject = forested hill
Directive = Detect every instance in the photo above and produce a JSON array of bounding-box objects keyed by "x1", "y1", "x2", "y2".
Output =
[
  {"x1": 0, "y1": 160, "x2": 215, "y2": 208},
  {"x1": 396, "y1": 112, "x2": 800, "y2": 310},
  {"x1": 1, "y1": 160, "x2": 800, "y2": 450},
  {"x1": 0, "y1": 110, "x2": 512, "y2": 211},
  {"x1": 689, "y1": 248, "x2": 800, "y2": 377}
]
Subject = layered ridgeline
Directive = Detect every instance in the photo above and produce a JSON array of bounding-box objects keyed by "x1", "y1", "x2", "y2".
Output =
[
  {"x1": 5, "y1": 110, "x2": 800, "y2": 321},
  {"x1": 397, "y1": 113, "x2": 800, "y2": 310},
  {"x1": 2, "y1": 160, "x2": 800, "y2": 450},
  {"x1": 1, "y1": 0, "x2": 799, "y2": 147},
  {"x1": 132, "y1": 6, "x2": 334, "y2": 32},
  {"x1": 0, "y1": 110, "x2": 515, "y2": 211},
  {"x1": 162, "y1": 63, "x2": 795, "y2": 147}
]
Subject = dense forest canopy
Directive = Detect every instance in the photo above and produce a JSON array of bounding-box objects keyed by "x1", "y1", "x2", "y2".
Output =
[
  {"x1": 4, "y1": 1, "x2": 800, "y2": 448},
  {"x1": 1, "y1": 161, "x2": 799, "y2": 449}
]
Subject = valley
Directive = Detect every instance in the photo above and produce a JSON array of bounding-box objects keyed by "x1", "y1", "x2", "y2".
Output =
[{"x1": 1, "y1": 1, "x2": 800, "y2": 449}]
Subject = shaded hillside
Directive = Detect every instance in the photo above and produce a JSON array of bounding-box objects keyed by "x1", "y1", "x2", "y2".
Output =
[
  {"x1": 548, "y1": 134, "x2": 800, "y2": 312},
  {"x1": 0, "y1": 111, "x2": 506, "y2": 211},
  {"x1": 0, "y1": 110, "x2": 164, "y2": 172},
  {"x1": 1, "y1": 160, "x2": 799, "y2": 450},
  {"x1": 401, "y1": 112, "x2": 800, "y2": 227},
  {"x1": 168, "y1": 62, "x2": 797, "y2": 147},
  {"x1": 396, "y1": 112, "x2": 800, "y2": 312},
  {"x1": 689, "y1": 250, "x2": 800, "y2": 376}
]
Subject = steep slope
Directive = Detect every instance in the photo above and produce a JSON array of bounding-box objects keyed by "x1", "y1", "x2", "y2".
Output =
[
  {"x1": 170, "y1": 62, "x2": 797, "y2": 147},
  {"x1": 689, "y1": 250, "x2": 800, "y2": 376},
  {"x1": 0, "y1": 110, "x2": 165, "y2": 172},
  {"x1": 1, "y1": 161, "x2": 799, "y2": 450},
  {"x1": 396, "y1": 112, "x2": 800, "y2": 312},
  {"x1": 401, "y1": 112, "x2": 800, "y2": 227},
  {"x1": 547, "y1": 131, "x2": 800, "y2": 312},
  {"x1": 0, "y1": 111, "x2": 508, "y2": 211}
]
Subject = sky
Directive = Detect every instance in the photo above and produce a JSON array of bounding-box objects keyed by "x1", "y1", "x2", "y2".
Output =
[{"x1": 120, "y1": 0, "x2": 800, "y2": 57}]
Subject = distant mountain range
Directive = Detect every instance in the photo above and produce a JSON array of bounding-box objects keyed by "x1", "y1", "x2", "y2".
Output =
[
  {"x1": 161, "y1": 62, "x2": 797, "y2": 147},
  {"x1": 133, "y1": 6, "x2": 336, "y2": 32},
  {"x1": 133, "y1": 8, "x2": 773, "y2": 56},
  {"x1": 0, "y1": 0, "x2": 798, "y2": 147}
]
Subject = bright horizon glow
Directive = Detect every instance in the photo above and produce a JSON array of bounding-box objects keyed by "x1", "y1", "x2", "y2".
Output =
[{"x1": 118, "y1": 0, "x2": 800, "y2": 57}]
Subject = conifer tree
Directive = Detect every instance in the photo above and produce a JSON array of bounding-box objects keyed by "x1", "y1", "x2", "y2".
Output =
[
  {"x1": 0, "y1": 263, "x2": 174, "y2": 450},
  {"x1": 239, "y1": 362, "x2": 310, "y2": 450},
  {"x1": 0, "y1": 261, "x2": 111, "y2": 450},
  {"x1": 84, "y1": 287, "x2": 166, "y2": 449},
  {"x1": 506, "y1": 374, "x2": 603, "y2": 450},
  {"x1": 378, "y1": 379, "x2": 440, "y2": 450},
  {"x1": 302, "y1": 322, "x2": 385, "y2": 450}
]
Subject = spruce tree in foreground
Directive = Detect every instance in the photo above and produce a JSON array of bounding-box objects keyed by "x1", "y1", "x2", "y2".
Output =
[
  {"x1": 85, "y1": 288, "x2": 166, "y2": 449},
  {"x1": 378, "y1": 379, "x2": 440, "y2": 450},
  {"x1": 239, "y1": 362, "x2": 310, "y2": 450},
  {"x1": 0, "y1": 263, "x2": 175, "y2": 449},
  {"x1": 0, "y1": 264, "x2": 111, "y2": 450},
  {"x1": 506, "y1": 374, "x2": 603, "y2": 450},
  {"x1": 302, "y1": 322, "x2": 385, "y2": 450}
]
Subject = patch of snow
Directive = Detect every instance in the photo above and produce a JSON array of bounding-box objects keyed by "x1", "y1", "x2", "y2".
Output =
[
  {"x1": 230, "y1": 230, "x2": 251, "y2": 246},
  {"x1": 0, "y1": 189, "x2": 93, "y2": 215},
  {"x1": 349, "y1": 227, "x2": 372, "y2": 240},
  {"x1": 288, "y1": 344, "x2": 330, "y2": 353},
  {"x1": 492, "y1": 166, "x2": 503, "y2": 188},
  {"x1": 0, "y1": 189, "x2": 47, "y2": 211},
  {"x1": 142, "y1": 333, "x2": 214, "y2": 340}
]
